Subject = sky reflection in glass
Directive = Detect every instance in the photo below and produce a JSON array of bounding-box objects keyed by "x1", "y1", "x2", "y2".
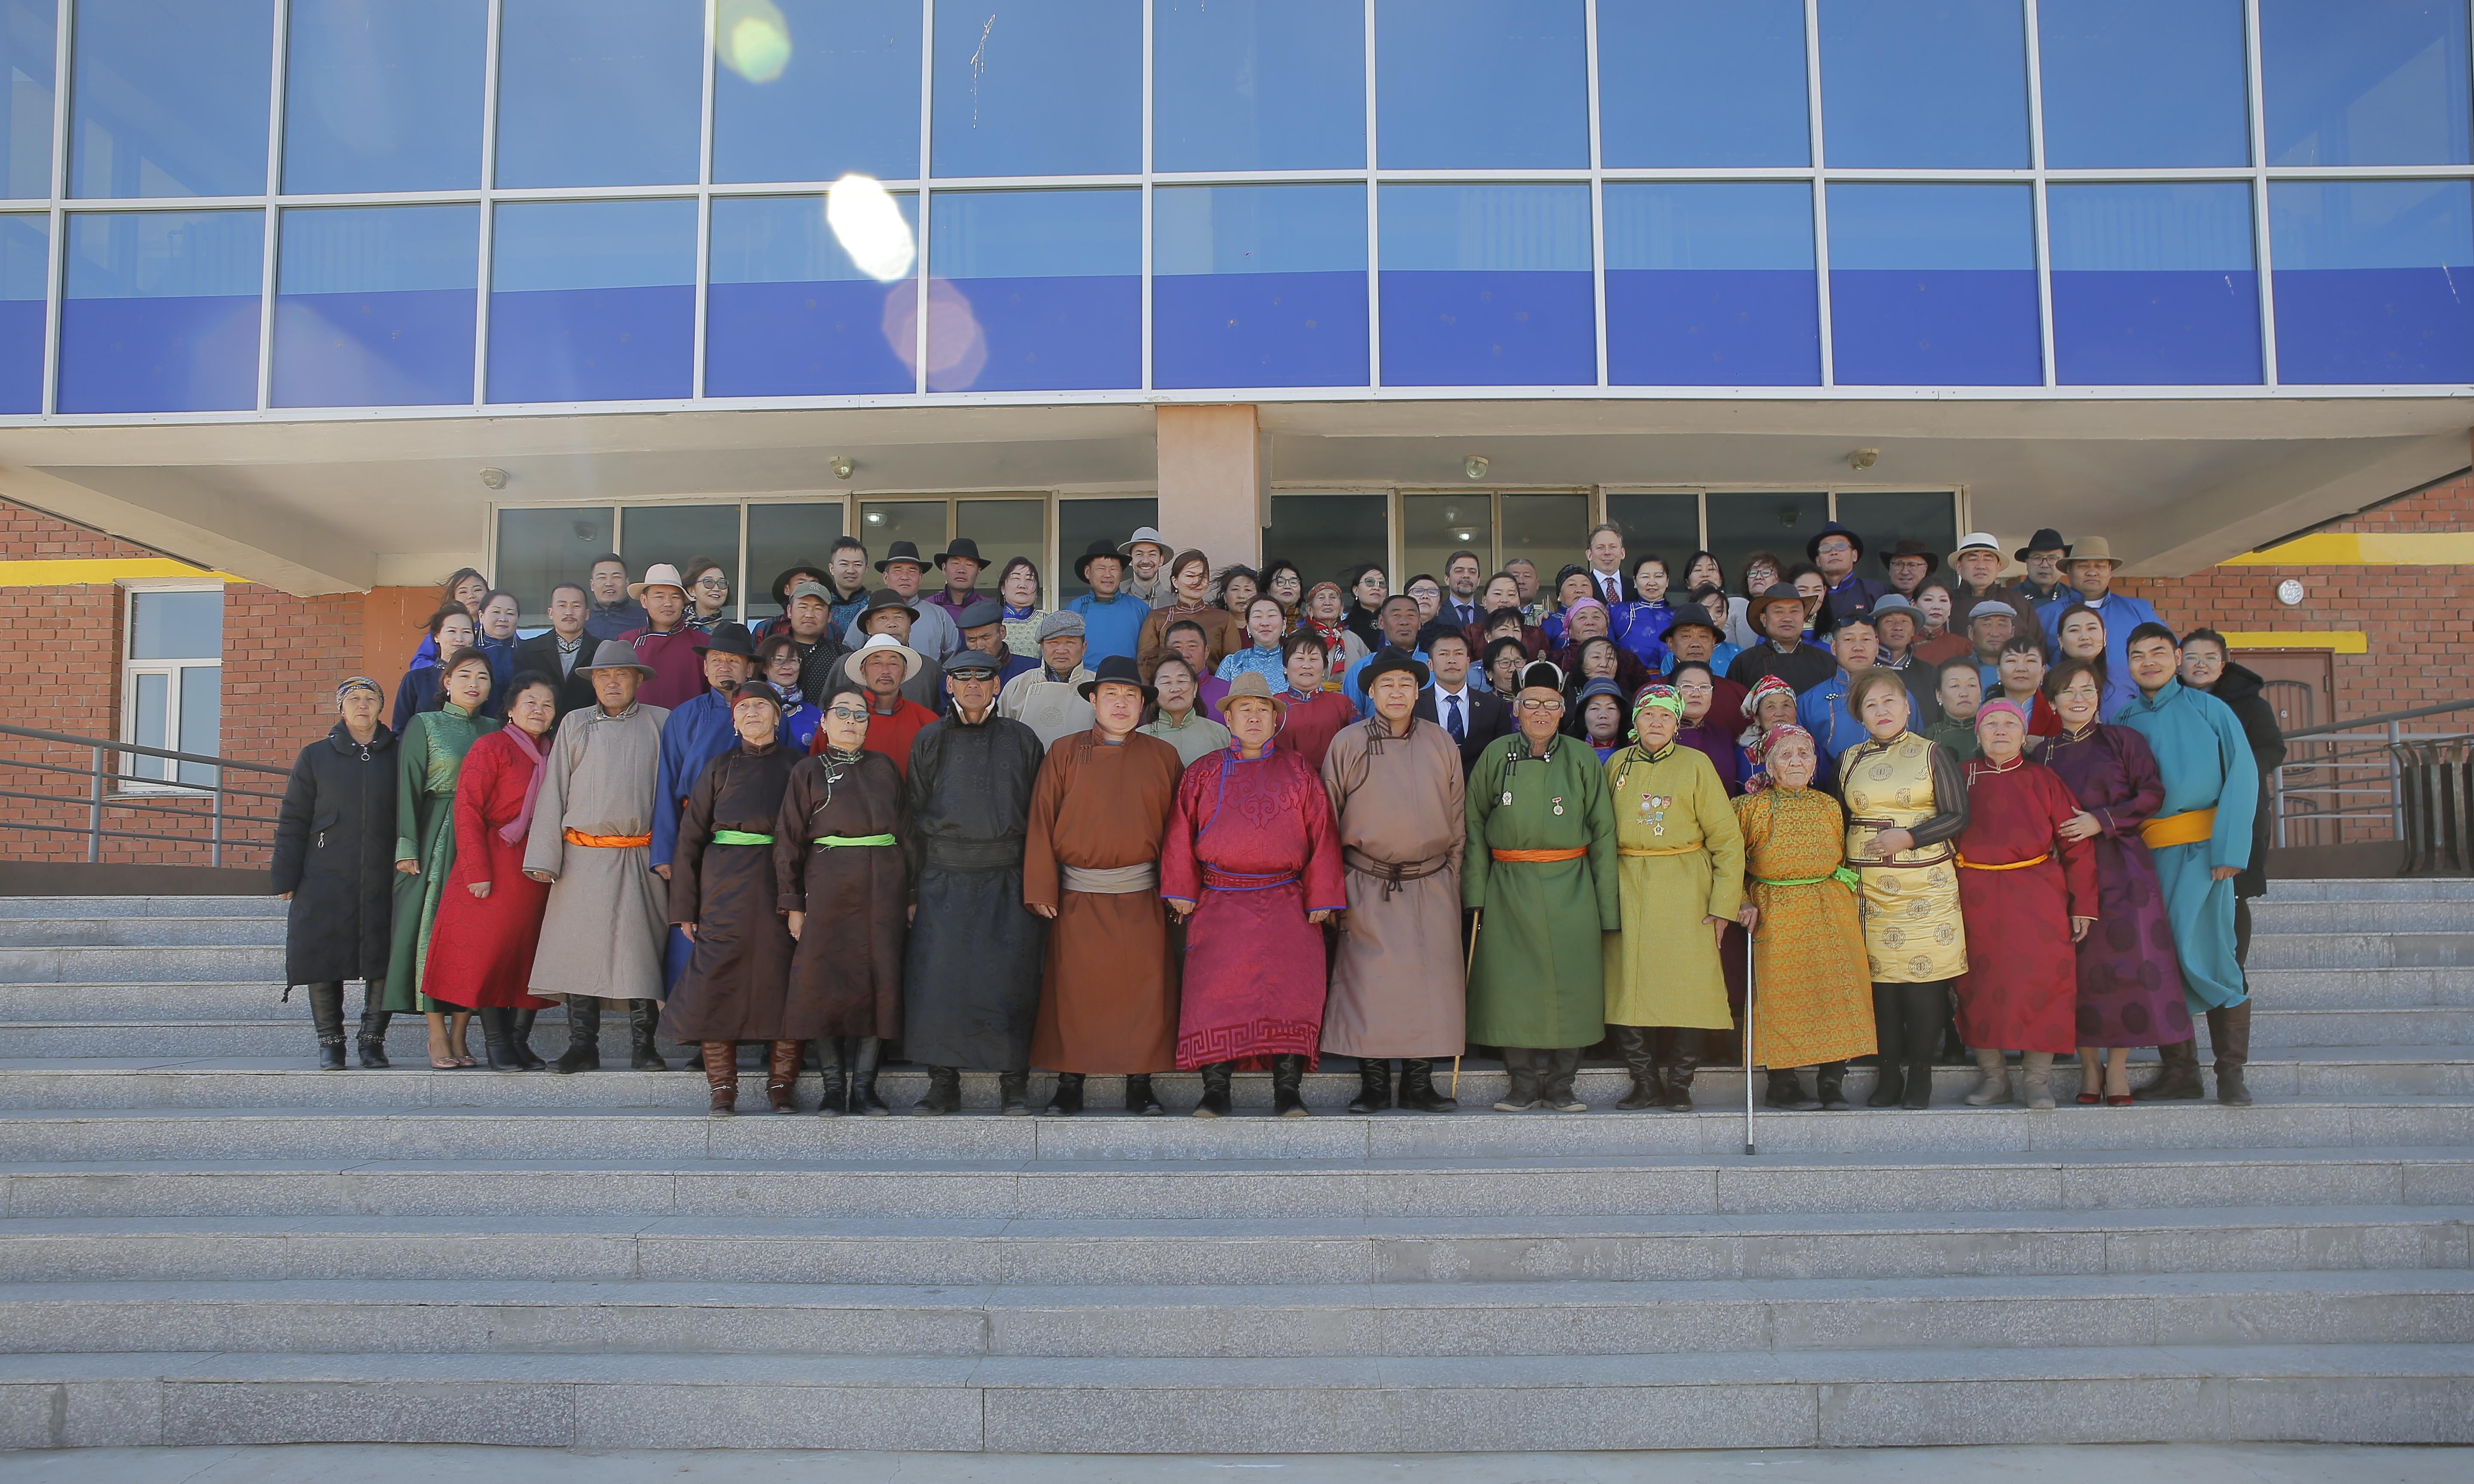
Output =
[
  {"x1": 1153, "y1": 183, "x2": 1367, "y2": 389},
  {"x1": 1379, "y1": 183, "x2": 1594, "y2": 386},
  {"x1": 282, "y1": 0, "x2": 488, "y2": 194},
  {"x1": 1597, "y1": 0, "x2": 1810, "y2": 167},
  {"x1": 1827, "y1": 183, "x2": 2040, "y2": 385},
  {"x1": 927, "y1": 189, "x2": 1139, "y2": 392},
  {"x1": 2047, "y1": 183, "x2": 2258, "y2": 385},
  {"x1": 494, "y1": 0, "x2": 704, "y2": 188},
  {"x1": 932, "y1": 0, "x2": 1141, "y2": 178},
  {"x1": 1375, "y1": 0, "x2": 1588, "y2": 169},
  {"x1": 70, "y1": 0, "x2": 273, "y2": 198},
  {"x1": 707, "y1": 192, "x2": 919, "y2": 397},
  {"x1": 1818, "y1": 0, "x2": 2030, "y2": 168},
  {"x1": 487, "y1": 198, "x2": 696, "y2": 402},
  {"x1": 712, "y1": 0, "x2": 922, "y2": 184},
  {"x1": 59, "y1": 210, "x2": 263, "y2": 412},
  {"x1": 2269, "y1": 179, "x2": 2474, "y2": 383},
  {"x1": 274, "y1": 204, "x2": 478, "y2": 407},
  {"x1": 1604, "y1": 183, "x2": 1819, "y2": 386},
  {"x1": 2038, "y1": 0, "x2": 2250, "y2": 168},
  {"x1": 1153, "y1": 0, "x2": 1366, "y2": 172}
]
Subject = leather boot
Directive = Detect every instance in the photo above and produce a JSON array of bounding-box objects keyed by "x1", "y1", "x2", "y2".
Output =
[
  {"x1": 1347, "y1": 1059, "x2": 1391, "y2": 1114},
  {"x1": 307, "y1": 982, "x2": 347, "y2": 1070},
  {"x1": 2207, "y1": 1001, "x2": 2254, "y2": 1106},
  {"x1": 1193, "y1": 1061, "x2": 1235, "y2": 1118},
  {"x1": 1396, "y1": 1058, "x2": 1457, "y2": 1114},
  {"x1": 766, "y1": 1040, "x2": 801, "y2": 1114},
  {"x1": 701, "y1": 1041, "x2": 738, "y2": 1116},
  {"x1": 1660, "y1": 1029, "x2": 1700, "y2": 1112},
  {"x1": 999, "y1": 1070, "x2": 1032, "y2": 1116},
  {"x1": 812, "y1": 1037, "x2": 847, "y2": 1117},
  {"x1": 1900, "y1": 1058, "x2": 1933, "y2": 1109},
  {"x1": 1126, "y1": 1073, "x2": 1164, "y2": 1116},
  {"x1": 356, "y1": 1003, "x2": 393, "y2": 1069},
  {"x1": 914, "y1": 1064, "x2": 962, "y2": 1116},
  {"x1": 1613, "y1": 1026, "x2": 1665, "y2": 1111},
  {"x1": 1866, "y1": 984, "x2": 1903, "y2": 1107},
  {"x1": 479, "y1": 1007, "x2": 523, "y2": 1072},
  {"x1": 1767, "y1": 1068, "x2": 1817, "y2": 1110},
  {"x1": 1493, "y1": 1048, "x2": 1543, "y2": 1112},
  {"x1": 2021, "y1": 1051, "x2": 2056, "y2": 1110},
  {"x1": 2136, "y1": 1039, "x2": 2206, "y2": 1101},
  {"x1": 1541, "y1": 1048, "x2": 1587, "y2": 1113},
  {"x1": 1271, "y1": 1055, "x2": 1309, "y2": 1117},
  {"x1": 508, "y1": 1009, "x2": 545, "y2": 1070},
  {"x1": 1046, "y1": 1072, "x2": 1085, "y2": 1117},
  {"x1": 1814, "y1": 1061, "x2": 1849, "y2": 1110},
  {"x1": 628, "y1": 1000, "x2": 668, "y2": 1071},
  {"x1": 1965, "y1": 1048, "x2": 2013, "y2": 1106},
  {"x1": 551, "y1": 998, "x2": 601, "y2": 1074},
  {"x1": 851, "y1": 1038, "x2": 890, "y2": 1116}
]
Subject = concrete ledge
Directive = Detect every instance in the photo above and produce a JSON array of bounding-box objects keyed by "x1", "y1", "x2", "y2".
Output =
[{"x1": 0, "y1": 866, "x2": 271, "y2": 899}]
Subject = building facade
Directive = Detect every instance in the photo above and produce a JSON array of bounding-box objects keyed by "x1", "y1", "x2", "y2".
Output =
[{"x1": 0, "y1": 1, "x2": 2470, "y2": 818}]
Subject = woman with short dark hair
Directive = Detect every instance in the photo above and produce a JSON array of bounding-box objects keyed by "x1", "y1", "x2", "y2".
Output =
[
  {"x1": 271, "y1": 677, "x2": 400, "y2": 1067},
  {"x1": 382, "y1": 647, "x2": 501, "y2": 1069}
]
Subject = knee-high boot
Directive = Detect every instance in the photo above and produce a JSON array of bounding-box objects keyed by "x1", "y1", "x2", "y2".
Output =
[
  {"x1": 478, "y1": 1007, "x2": 524, "y2": 1072},
  {"x1": 812, "y1": 1037, "x2": 847, "y2": 1117},
  {"x1": 507, "y1": 1009, "x2": 544, "y2": 1070},
  {"x1": 1539, "y1": 1048, "x2": 1587, "y2": 1112},
  {"x1": 850, "y1": 1037, "x2": 890, "y2": 1116},
  {"x1": 2207, "y1": 1000, "x2": 2253, "y2": 1106},
  {"x1": 1866, "y1": 983, "x2": 1905, "y2": 1107},
  {"x1": 766, "y1": 1040, "x2": 801, "y2": 1114},
  {"x1": 1193, "y1": 1061, "x2": 1235, "y2": 1119},
  {"x1": 628, "y1": 1000, "x2": 668, "y2": 1071},
  {"x1": 1271, "y1": 1055, "x2": 1309, "y2": 1117},
  {"x1": 1613, "y1": 1027, "x2": 1664, "y2": 1110},
  {"x1": 701, "y1": 1041, "x2": 739, "y2": 1116},
  {"x1": 2136, "y1": 1037, "x2": 2205, "y2": 1101},
  {"x1": 1965, "y1": 1046, "x2": 2013, "y2": 1106},
  {"x1": 1396, "y1": 1058, "x2": 1456, "y2": 1114},
  {"x1": 1347, "y1": 1059, "x2": 1391, "y2": 1114},
  {"x1": 354, "y1": 984, "x2": 392, "y2": 1069},
  {"x1": 1493, "y1": 1048, "x2": 1543, "y2": 1112},
  {"x1": 551, "y1": 997, "x2": 600, "y2": 1074},
  {"x1": 1658, "y1": 1028, "x2": 1701, "y2": 1112},
  {"x1": 305, "y1": 982, "x2": 346, "y2": 1069}
]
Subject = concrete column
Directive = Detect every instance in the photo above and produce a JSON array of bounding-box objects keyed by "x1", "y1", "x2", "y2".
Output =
[{"x1": 1155, "y1": 404, "x2": 1261, "y2": 569}]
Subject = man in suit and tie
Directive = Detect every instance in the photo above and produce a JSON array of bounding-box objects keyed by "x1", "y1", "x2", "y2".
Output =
[
  {"x1": 1437, "y1": 549, "x2": 1486, "y2": 631},
  {"x1": 512, "y1": 582, "x2": 600, "y2": 722},
  {"x1": 1584, "y1": 523, "x2": 1630, "y2": 609},
  {"x1": 1411, "y1": 630, "x2": 1512, "y2": 775}
]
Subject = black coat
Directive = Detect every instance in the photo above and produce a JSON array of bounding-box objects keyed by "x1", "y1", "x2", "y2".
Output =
[
  {"x1": 270, "y1": 722, "x2": 400, "y2": 986},
  {"x1": 2206, "y1": 661, "x2": 2288, "y2": 898},
  {"x1": 1414, "y1": 684, "x2": 1515, "y2": 774},
  {"x1": 512, "y1": 632, "x2": 600, "y2": 722},
  {"x1": 901, "y1": 714, "x2": 1049, "y2": 1068}
]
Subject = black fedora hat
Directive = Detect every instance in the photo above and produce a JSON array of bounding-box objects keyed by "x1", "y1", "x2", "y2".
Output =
[
  {"x1": 1806, "y1": 520, "x2": 1865, "y2": 562},
  {"x1": 874, "y1": 540, "x2": 927, "y2": 573},
  {"x1": 768, "y1": 561, "x2": 828, "y2": 608},
  {"x1": 1072, "y1": 538, "x2": 1124, "y2": 581},
  {"x1": 1360, "y1": 644, "x2": 1430, "y2": 692},
  {"x1": 856, "y1": 588, "x2": 920, "y2": 624},
  {"x1": 1077, "y1": 653, "x2": 1155, "y2": 702},
  {"x1": 2014, "y1": 527, "x2": 2072, "y2": 560},
  {"x1": 1878, "y1": 538, "x2": 1941, "y2": 575},
  {"x1": 692, "y1": 621, "x2": 759, "y2": 660},
  {"x1": 934, "y1": 537, "x2": 985, "y2": 569},
  {"x1": 1663, "y1": 602, "x2": 1724, "y2": 637}
]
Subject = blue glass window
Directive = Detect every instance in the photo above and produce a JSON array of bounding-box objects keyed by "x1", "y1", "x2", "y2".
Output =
[
  {"x1": 1153, "y1": 0, "x2": 1365, "y2": 171},
  {"x1": 0, "y1": 1, "x2": 57, "y2": 198},
  {"x1": 931, "y1": 0, "x2": 1140, "y2": 178},
  {"x1": 1376, "y1": 1, "x2": 1587, "y2": 169},
  {"x1": 487, "y1": 198, "x2": 695, "y2": 403},
  {"x1": 69, "y1": 0, "x2": 273, "y2": 198},
  {"x1": 2261, "y1": 0, "x2": 2472, "y2": 167},
  {"x1": 494, "y1": 0, "x2": 703, "y2": 188},
  {"x1": 1597, "y1": 0, "x2": 1810, "y2": 167},
  {"x1": 1378, "y1": 183, "x2": 1593, "y2": 387},
  {"x1": 273, "y1": 205, "x2": 478, "y2": 408},
  {"x1": 1827, "y1": 183, "x2": 2040, "y2": 386},
  {"x1": 2269, "y1": 179, "x2": 2474, "y2": 383},
  {"x1": 713, "y1": 0, "x2": 921, "y2": 184},
  {"x1": 0, "y1": 214, "x2": 45, "y2": 411},
  {"x1": 1154, "y1": 183, "x2": 1367, "y2": 389},
  {"x1": 2048, "y1": 183, "x2": 2258, "y2": 386},
  {"x1": 2038, "y1": 0, "x2": 2249, "y2": 168},
  {"x1": 926, "y1": 189, "x2": 1138, "y2": 392},
  {"x1": 1605, "y1": 183, "x2": 1819, "y2": 387},
  {"x1": 707, "y1": 192, "x2": 917, "y2": 397},
  {"x1": 1817, "y1": 0, "x2": 2029, "y2": 168},
  {"x1": 282, "y1": 0, "x2": 487, "y2": 194},
  {"x1": 58, "y1": 210, "x2": 263, "y2": 413}
]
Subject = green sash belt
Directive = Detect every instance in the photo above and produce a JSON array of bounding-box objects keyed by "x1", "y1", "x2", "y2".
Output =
[
  {"x1": 1754, "y1": 866, "x2": 1862, "y2": 889},
  {"x1": 814, "y1": 833, "x2": 897, "y2": 848},
  {"x1": 710, "y1": 830, "x2": 774, "y2": 846}
]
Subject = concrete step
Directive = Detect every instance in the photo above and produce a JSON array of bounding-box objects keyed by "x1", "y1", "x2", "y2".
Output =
[
  {"x1": 0, "y1": 1101, "x2": 2465, "y2": 1165},
  {"x1": 3, "y1": 1146, "x2": 2466, "y2": 1220},
  {"x1": 2261, "y1": 878, "x2": 2474, "y2": 903},
  {"x1": 4, "y1": 1206, "x2": 2464, "y2": 1285},
  {"x1": 2249, "y1": 1007, "x2": 2474, "y2": 1048},
  {"x1": 3, "y1": 1343, "x2": 2468, "y2": 1450},
  {"x1": 2, "y1": 1049, "x2": 2467, "y2": 1109},
  {"x1": 5, "y1": 1269, "x2": 2468, "y2": 1359},
  {"x1": 2250, "y1": 900, "x2": 2473, "y2": 933},
  {"x1": 2244, "y1": 932, "x2": 2474, "y2": 970},
  {"x1": 0, "y1": 916, "x2": 286, "y2": 949},
  {"x1": 0, "y1": 945, "x2": 285, "y2": 984},
  {"x1": 0, "y1": 896, "x2": 286, "y2": 919},
  {"x1": 2244, "y1": 967, "x2": 2474, "y2": 1009}
]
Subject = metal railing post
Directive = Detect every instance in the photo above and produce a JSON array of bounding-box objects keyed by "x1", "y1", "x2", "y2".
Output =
[
  {"x1": 86, "y1": 745, "x2": 102, "y2": 863},
  {"x1": 2272, "y1": 761, "x2": 2286, "y2": 849},
  {"x1": 2389, "y1": 721, "x2": 2405, "y2": 842},
  {"x1": 210, "y1": 779, "x2": 224, "y2": 869}
]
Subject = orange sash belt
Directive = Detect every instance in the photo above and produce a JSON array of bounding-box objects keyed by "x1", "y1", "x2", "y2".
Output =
[
  {"x1": 1958, "y1": 851, "x2": 2049, "y2": 871},
  {"x1": 1492, "y1": 846, "x2": 1586, "y2": 864},
  {"x1": 564, "y1": 827, "x2": 652, "y2": 849},
  {"x1": 2140, "y1": 808, "x2": 2216, "y2": 849}
]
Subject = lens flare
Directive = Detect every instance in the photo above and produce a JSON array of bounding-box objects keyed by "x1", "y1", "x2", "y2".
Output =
[
  {"x1": 716, "y1": 0, "x2": 792, "y2": 84},
  {"x1": 828, "y1": 174, "x2": 917, "y2": 283}
]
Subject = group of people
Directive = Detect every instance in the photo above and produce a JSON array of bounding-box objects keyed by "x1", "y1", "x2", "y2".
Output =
[{"x1": 269, "y1": 517, "x2": 2280, "y2": 1114}]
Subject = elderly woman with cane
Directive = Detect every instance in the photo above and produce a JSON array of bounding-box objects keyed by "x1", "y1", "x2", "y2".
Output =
[{"x1": 1733, "y1": 724, "x2": 1876, "y2": 1110}]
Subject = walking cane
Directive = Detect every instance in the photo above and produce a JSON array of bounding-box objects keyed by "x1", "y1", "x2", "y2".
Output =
[
  {"x1": 1743, "y1": 925, "x2": 1758, "y2": 1157},
  {"x1": 1453, "y1": 911, "x2": 1479, "y2": 1099}
]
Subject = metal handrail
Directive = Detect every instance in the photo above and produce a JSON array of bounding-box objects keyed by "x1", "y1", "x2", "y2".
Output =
[
  {"x1": 2281, "y1": 697, "x2": 2474, "y2": 740},
  {"x1": 0, "y1": 721, "x2": 289, "y2": 868},
  {"x1": 2268, "y1": 699, "x2": 2474, "y2": 870}
]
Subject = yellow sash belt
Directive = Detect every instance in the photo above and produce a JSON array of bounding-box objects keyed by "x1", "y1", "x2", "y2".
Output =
[
  {"x1": 1618, "y1": 845, "x2": 1700, "y2": 858},
  {"x1": 1958, "y1": 851, "x2": 2049, "y2": 871},
  {"x1": 2140, "y1": 808, "x2": 2216, "y2": 849}
]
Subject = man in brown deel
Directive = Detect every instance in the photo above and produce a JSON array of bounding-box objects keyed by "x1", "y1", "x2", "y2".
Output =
[{"x1": 1023, "y1": 654, "x2": 1185, "y2": 1116}]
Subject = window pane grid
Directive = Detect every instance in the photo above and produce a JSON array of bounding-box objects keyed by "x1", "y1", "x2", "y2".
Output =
[{"x1": 7, "y1": 1, "x2": 2474, "y2": 414}]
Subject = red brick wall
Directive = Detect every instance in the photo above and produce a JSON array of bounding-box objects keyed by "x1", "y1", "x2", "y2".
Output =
[{"x1": 2116, "y1": 473, "x2": 2474, "y2": 724}]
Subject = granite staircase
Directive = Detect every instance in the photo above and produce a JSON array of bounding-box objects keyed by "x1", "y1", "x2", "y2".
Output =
[{"x1": 0, "y1": 880, "x2": 2465, "y2": 1451}]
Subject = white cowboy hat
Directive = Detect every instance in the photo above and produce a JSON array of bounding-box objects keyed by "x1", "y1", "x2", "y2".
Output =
[
  {"x1": 841, "y1": 632, "x2": 923, "y2": 684},
  {"x1": 627, "y1": 563, "x2": 687, "y2": 600}
]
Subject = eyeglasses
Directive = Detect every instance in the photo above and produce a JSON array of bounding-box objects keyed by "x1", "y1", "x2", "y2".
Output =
[
  {"x1": 1516, "y1": 697, "x2": 1564, "y2": 713},
  {"x1": 693, "y1": 575, "x2": 728, "y2": 589},
  {"x1": 824, "y1": 708, "x2": 870, "y2": 722}
]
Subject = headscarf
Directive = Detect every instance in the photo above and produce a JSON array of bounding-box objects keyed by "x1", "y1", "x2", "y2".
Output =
[
  {"x1": 1739, "y1": 673, "x2": 1799, "y2": 750},
  {"x1": 335, "y1": 676, "x2": 382, "y2": 706},
  {"x1": 1561, "y1": 596, "x2": 1609, "y2": 629},
  {"x1": 1631, "y1": 683, "x2": 1683, "y2": 718},
  {"x1": 1975, "y1": 698, "x2": 2029, "y2": 730},
  {"x1": 1301, "y1": 581, "x2": 1347, "y2": 655},
  {"x1": 1759, "y1": 721, "x2": 1816, "y2": 764}
]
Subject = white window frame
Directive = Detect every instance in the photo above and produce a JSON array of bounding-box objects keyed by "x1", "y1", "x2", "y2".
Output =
[{"x1": 117, "y1": 580, "x2": 225, "y2": 795}]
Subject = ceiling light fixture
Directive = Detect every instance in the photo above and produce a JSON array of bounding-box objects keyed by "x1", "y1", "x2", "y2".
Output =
[
  {"x1": 1463, "y1": 455, "x2": 1488, "y2": 480},
  {"x1": 478, "y1": 467, "x2": 507, "y2": 489}
]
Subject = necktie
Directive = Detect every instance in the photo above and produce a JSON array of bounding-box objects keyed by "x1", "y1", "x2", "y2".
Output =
[
  {"x1": 1447, "y1": 693, "x2": 1466, "y2": 742},
  {"x1": 1603, "y1": 575, "x2": 1621, "y2": 605}
]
